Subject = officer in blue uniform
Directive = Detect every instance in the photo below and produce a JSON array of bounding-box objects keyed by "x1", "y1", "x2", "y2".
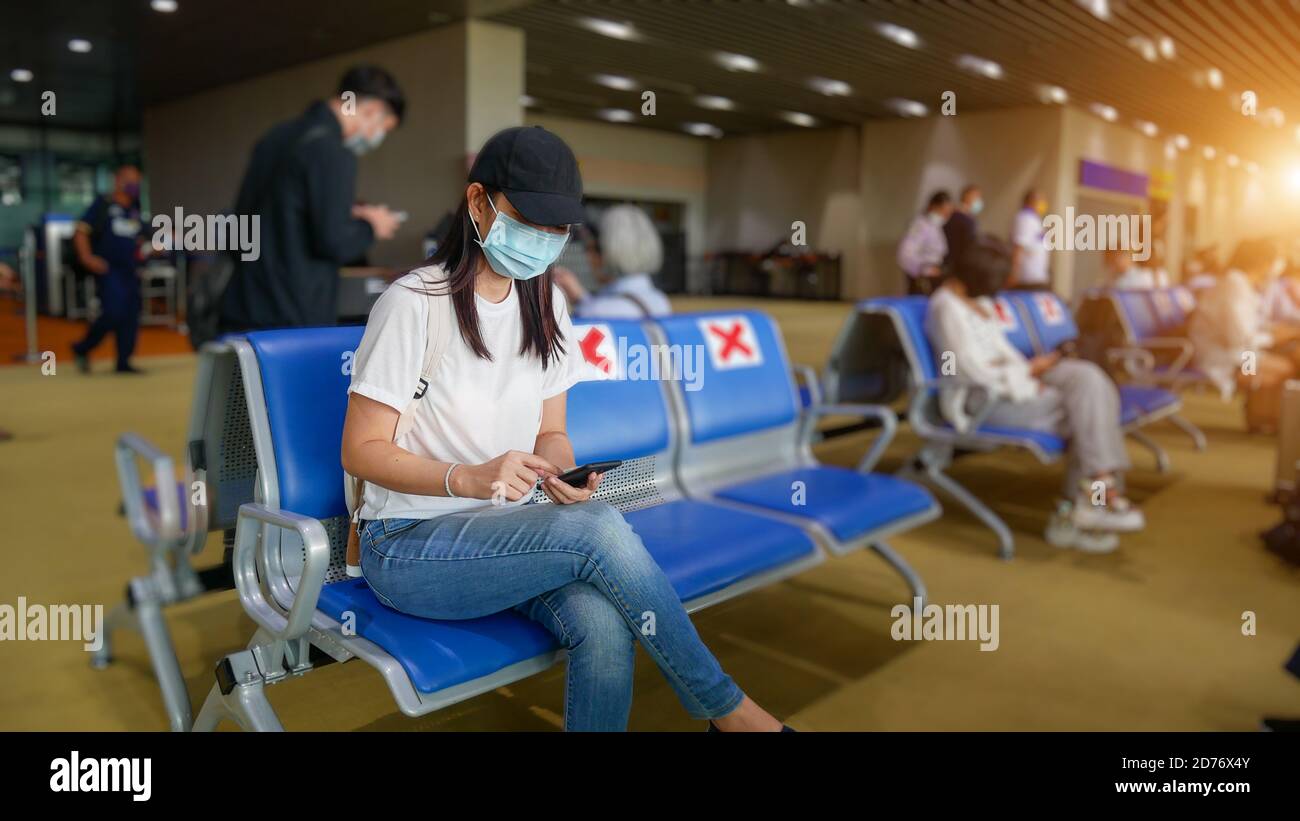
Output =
[{"x1": 72, "y1": 165, "x2": 147, "y2": 374}]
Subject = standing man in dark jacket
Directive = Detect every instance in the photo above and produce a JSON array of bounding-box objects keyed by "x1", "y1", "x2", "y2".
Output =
[
  {"x1": 943, "y1": 184, "x2": 982, "y2": 273},
  {"x1": 219, "y1": 65, "x2": 404, "y2": 331}
]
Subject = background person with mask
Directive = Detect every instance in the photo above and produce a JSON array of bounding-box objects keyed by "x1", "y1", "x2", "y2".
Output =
[
  {"x1": 71, "y1": 165, "x2": 147, "y2": 374},
  {"x1": 552, "y1": 204, "x2": 672, "y2": 318},
  {"x1": 943, "y1": 184, "x2": 982, "y2": 272},
  {"x1": 897, "y1": 190, "x2": 953, "y2": 295},
  {"x1": 219, "y1": 65, "x2": 405, "y2": 331},
  {"x1": 1010, "y1": 188, "x2": 1051, "y2": 290}
]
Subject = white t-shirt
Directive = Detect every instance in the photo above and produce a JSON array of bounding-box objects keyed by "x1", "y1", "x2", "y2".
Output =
[
  {"x1": 926, "y1": 286, "x2": 1040, "y2": 432},
  {"x1": 1012, "y1": 208, "x2": 1049, "y2": 285},
  {"x1": 348, "y1": 267, "x2": 583, "y2": 520}
]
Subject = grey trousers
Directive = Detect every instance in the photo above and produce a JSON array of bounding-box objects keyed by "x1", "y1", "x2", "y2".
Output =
[{"x1": 980, "y1": 359, "x2": 1131, "y2": 496}]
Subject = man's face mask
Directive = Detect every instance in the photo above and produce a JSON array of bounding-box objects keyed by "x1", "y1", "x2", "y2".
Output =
[
  {"x1": 472, "y1": 196, "x2": 569, "y2": 281},
  {"x1": 345, "y1": 109, "x2": 388, "y2": 156},
  {"x1": 970, "y1": 198, "x2": 984, "y2": 216}
]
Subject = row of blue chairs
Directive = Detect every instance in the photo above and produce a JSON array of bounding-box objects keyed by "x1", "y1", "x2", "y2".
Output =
[
  {"x1": 170, "y1": 310, "x2": 939, "y2": 730},
  {"x1": 1087, "y1": 286, "x2": 1209, "y2": 392},
  {"x1": 826, "y1": 289, "x2": 1201, "y2": 559}
]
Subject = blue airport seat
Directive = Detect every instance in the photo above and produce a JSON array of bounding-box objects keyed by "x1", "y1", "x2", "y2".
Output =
[
  {"x1": 195, "y1": 315, "x2": 826, "y2": 730},
  {"x1": 1087, "y1": 288, "x2": 1209, "y2": 451},
  {"x1": 714, "y1": 467, "x2": 937, "y2": 543},
  {"x1": 317, "y1": 581, "x2": 557, "y2": 695},
  {"x1": 623, "y1": 500, "x2": 817, "y2": 600},
  {"x1": 656, "y1": 310, "x2": 937, "y2": 600}
]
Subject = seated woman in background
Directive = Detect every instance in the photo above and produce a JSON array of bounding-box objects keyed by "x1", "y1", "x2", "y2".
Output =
[
  {"x1": 552, "y1": 204, "x2": 672, "y2": 318},
  {"x1": 1103, "y1": 248, "x2": 1169, "y2": 290},
  {"x1": 1189, "y1": 237, "x2": 1300, "y2": 434},
  {"x1": 926, "y1": 237, "x2": 1145, "y2": 554}
]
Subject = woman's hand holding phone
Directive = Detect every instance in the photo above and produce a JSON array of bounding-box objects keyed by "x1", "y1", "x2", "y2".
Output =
[
  {"x1": 458, "y1": 450, "x2": 559, "y2": 502},
  {"x1": 541, "y1": 469, "x2": 602, "y2": 505}
]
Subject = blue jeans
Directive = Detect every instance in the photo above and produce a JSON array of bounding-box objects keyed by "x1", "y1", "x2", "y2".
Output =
[{"x1": 359, "y1": 500, "x2": 745, "y2": 731}]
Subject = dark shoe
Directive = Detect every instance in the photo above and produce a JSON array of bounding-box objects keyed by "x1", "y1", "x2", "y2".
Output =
[
  {"x1": 1262, "y1": 717, "x2": 1300, "y2": 732},
  {"x1": 115, "y1": 364, "x2": 146, "y2": 375},
  {"x1": 707, "y1": 721, "x2": 797, "y2": 732},
  {"x1": 73, "y1": 349, "x2": 89, "y2": 374}
]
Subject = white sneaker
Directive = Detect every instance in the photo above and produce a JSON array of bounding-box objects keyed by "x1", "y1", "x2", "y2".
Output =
[
  {"x1": 1045, "y1": 507, "x2": 1120, "y2": 553},
  {"x1": 1071, "y1": 494, "x2": 1145, "y2": 533}
]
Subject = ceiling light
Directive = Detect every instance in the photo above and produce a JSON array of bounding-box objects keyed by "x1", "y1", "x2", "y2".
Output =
[
  {"x1": 1077, "y1": 0, "x2": 1110, "y2": 20},
  {"x1": 1165, "y1": 141, "x2": 1178, "y2": 160},
  {"x1": 1206, "y1": 67, "x2": 1224, "y2": 89},
  {"x1": 9, "y1": 68, "x2": 33, "y2": 83},
  {"x1": 580, "y1": 18, "x2": 638, "y2": 41},
  {"x1": 1226, "y1": 154, "x2": 1240, "y2": 167},
  {"x1": 598, "y1": 109, "x2": 634, "y2": 123},
  {"x1": 1203, "y1": 146, "x2": 1217, "y2": 160},
  {"x1": 1135, "y1": 120, "x2": 1158, "y2": 138},
  {"x1": 716, "y1": 52, "x2": 760, "y2": 72},
  {"x1": 519, "y1": 95, "x2": 538, "y2": 108},
  {"x1": 592, "y1": 73, "x2": 636, "y2": 91},
  {"x1": 956, "y1": 55, "x2": 1004, "y2": 79},
  {"x1": 695, "y1": 95, "x2": 734, "y2": 111},
  {"x1": 1157, "y1": 35, "x2": 1176, "y2": 59},
  {"x1": 150, "y1": 0, "x2": 179, "y2": 11},
  {"x1": 887, "y1": 98, "x2": 928, "y2": 118},
  {"x1": 781, "y1": 111, "x2": 817, "y2": 127},
  {"x1": 1037, "y1": 84, "x2": 1069, "y2": 104},
  {"x1": 68, "y1": 38, "x2": 92, "y2": 53},
  {"x1": 875, "y1": 22, "x2": 920, "y2": 49},
  {"x1": 809, "y1": 77, "x2": 852, "y2": 96},
  {"x1": 1127, "y1": 36, "x2": 1158, "y2": 62},
  {"x1": 684, "y1": 122, "x2": 723, "y2": 139},
  {"x1": 1091, "y1": 103, "x2": 1119, "y2": 122},
  {"x1": 1173, "y1": 134, "x2": 1190, "y2": 151}
]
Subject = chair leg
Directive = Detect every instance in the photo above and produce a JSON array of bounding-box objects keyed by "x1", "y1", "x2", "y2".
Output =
[
  {"x1": 89, "y1": 598, "x2": 137, "y2": 669},
  {"x1": 869, "y1": 540, "x2": 926, "y2": 608},
  {"x1": 1169, "y1": 414, "x2": 1207, "y2": 451},
  {"x1": 1127, "y1": 430, "x2": 1170, "y2": 473},
  {"x1": 130, "y1": 577, "x2": 194, "y2": 732},
  {"x1": 192, "y1": 650, "x2": 283, "y2": 732},
  {"x1": 921, "y1": 464, "x2": 1016, "y2": 560}
]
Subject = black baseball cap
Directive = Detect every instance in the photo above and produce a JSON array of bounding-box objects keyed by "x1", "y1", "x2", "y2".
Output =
[{"x1": 468, "y1": 126, "x2": 584, "y2": 226}]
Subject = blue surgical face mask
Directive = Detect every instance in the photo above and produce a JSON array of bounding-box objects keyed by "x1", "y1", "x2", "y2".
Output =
[
  {"x1": 472, "y1": 197, "x2": 569, "y2": 280},
  {"x1": 970, "y1": 198, "x2": 984, "y2": 216}
]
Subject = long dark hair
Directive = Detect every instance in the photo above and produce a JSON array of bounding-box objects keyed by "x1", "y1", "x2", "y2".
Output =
[{"x1": 408, "y1": 187, "x2": 566, "y2": 369}]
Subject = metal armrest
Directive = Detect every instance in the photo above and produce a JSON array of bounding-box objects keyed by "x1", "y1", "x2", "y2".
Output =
[
  {"x1": 231, "y1": 503, "x2": 331, "y2": 675},
  {"x1": 1106, "y1": 346, "x2": 1156, "y2": 380},
  {"x1": 807, "y1": 402, "x2": 898, "y2": 473},
  {"x1": 791, "y1": 363, "x2": 824, "y2": 408},
  {"x1": 115, "y1": 433, "x2": 183, "y2": 549},
  {"x1": 1138, "y1": 336, "x2": 1195, "y2": 375}
]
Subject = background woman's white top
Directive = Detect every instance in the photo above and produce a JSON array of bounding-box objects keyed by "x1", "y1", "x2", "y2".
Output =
[
  {"x1": 926, "y1": 286, "x2": 1040, "y2": 432},
  {"x1": 349, "y1": 269, "x2": 583, "y2": 520},
  {"x1": 572, "y1": 272, "x2": 672, "y2": 319},
  {"x1": 1189, "y1": 269, "x2": 1272, "y2": 399}
]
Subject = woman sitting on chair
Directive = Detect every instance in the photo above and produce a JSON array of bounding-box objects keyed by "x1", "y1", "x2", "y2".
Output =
[
  {"x1": 339, "y1": 126, "x2": 790, "y2": 732},
  {"x1": 926, "y1": 237, "x2": 1145, "y2": 554}
]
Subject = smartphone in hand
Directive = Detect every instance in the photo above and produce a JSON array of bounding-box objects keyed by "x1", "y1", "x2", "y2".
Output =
[{"x1": 556, "y1": 460, "x2": 622, "y2": 487}]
